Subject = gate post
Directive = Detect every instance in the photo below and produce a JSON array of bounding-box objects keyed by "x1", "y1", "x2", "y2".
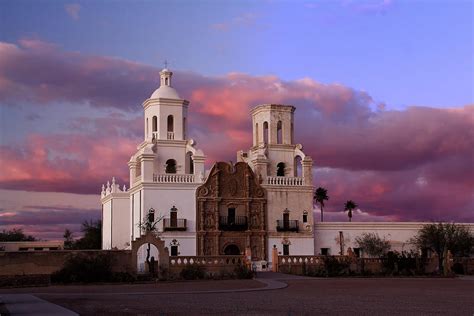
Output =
[{"x1": 272, "y1": 245, "x2": 279, "y2": 272}]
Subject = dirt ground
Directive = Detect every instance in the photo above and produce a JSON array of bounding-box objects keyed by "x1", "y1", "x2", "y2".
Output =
[{"x1": 2, "y1": 276, "x2": 474, "y2": 315}]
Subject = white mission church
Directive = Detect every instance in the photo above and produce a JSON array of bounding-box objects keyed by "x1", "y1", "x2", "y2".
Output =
[{"x1": 100, "y1": 68, "x2": 473, "y2": 270}]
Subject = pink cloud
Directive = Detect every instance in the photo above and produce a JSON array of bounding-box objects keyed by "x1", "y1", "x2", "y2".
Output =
[
  {"x1": 0, "y1": 39, "x2": 472, "y2": 224},
  {"x1": 0, "y1": 126, "x2": 137, "y2": 194}
]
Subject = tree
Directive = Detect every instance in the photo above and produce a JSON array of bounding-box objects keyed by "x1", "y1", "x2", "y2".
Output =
[
  {"x1": 137, "y1": 208, "x2": 164, "y2": 274},
  {"x1": 314, "y1": 187, "x2": 329, "y2": 222},
  {"x1": 63, "y1": 229, "x2": 75, "y2": 249},
  {"x1": 0, "y1": 228, "x2": 36, "y2": 242},
  {"x1": 355, "y1": 232, "x2": 391, "y2": 257},
  {"x1": 344, "y1": 200, "x2": 358, "y2": 222},
  {"x1": 73, "y1": 220, "x2": 102, "y2": 250},
  {"x1": 411, "y1": 222, "x2": 474, "y2": 273}
]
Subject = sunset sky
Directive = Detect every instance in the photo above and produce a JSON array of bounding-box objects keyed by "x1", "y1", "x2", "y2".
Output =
[{"x1": 0, "y1": 0, "x2": 473, "y2": 240}]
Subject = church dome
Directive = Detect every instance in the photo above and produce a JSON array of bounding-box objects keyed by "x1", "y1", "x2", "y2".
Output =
[{"x1": 150, "y1": 86, "x2": 180, "y2": 99}]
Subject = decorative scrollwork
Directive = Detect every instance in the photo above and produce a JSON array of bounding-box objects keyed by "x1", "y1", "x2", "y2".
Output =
[{"x1": 199, "y1": 187, "x2": 209, "y2": 196}]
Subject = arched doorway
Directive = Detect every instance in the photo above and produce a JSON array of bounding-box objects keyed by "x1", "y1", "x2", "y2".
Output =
[{"x1": 224, "y1": 244, "x2": 241, "y2": 255}]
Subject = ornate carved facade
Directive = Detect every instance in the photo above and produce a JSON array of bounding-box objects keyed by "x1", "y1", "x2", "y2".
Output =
[{"x1": 196, "y1": 162, "x2": 267, "y2": 260}]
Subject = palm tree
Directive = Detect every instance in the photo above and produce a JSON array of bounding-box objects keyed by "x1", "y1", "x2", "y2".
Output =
[
  {"x1": 314, "y1": 187, "x2": 329, "y2": 222},
  {"x1": 344, "y1": 200, "x2": 358, "y2": 222}
]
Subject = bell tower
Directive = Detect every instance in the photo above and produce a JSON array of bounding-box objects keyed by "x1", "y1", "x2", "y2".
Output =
[
  {"x1": 240, "y1": 104, "x2": 313, "y2": 184},
  {"x1": 128, "y1": 67, "x2": 206, "y2": 186}
]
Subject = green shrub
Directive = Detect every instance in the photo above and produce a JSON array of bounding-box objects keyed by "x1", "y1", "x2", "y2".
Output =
[
  {"x1": 382, "y1": 251, "x2": 422, "y2": 276},
  {"x1": 110, "y1": 271, "x2": 136, "y2": 283},
  {"x1": 304, "y1": 266, "x2": 328, "y2": 277},
  {"x1": 323, "y1": 256, "x2": 350, "y2": 276},
  {"x1": 234, "y1": 264, "x2": 254, "y2": 279},
  {"x1": 51, "y1": 252, "x2": 135, "y2": 284},
  {"x1": 180, "y1": 265, "x2": 206, "y2": 280}
]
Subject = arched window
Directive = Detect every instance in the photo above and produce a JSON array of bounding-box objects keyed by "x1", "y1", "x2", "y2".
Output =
[
  {"x1": 263, "y1": 121, "x2": 269, "y2": 144},
  {"x1": 294, "y1": 156, "x2": 302, "y2": 177},
  {"x1": 185, "y1": 152, "x2": 194, "y2": 174},
  {"x1": 277, "y1": 120, "x2": 282, "y2": 144},
  {"x1": 183, "y1": 117, "x2": 186, "y2": 139},
  {"x1": 152, "y1": 116, "x2": 158, "y2": 132},
  {"x1": 165, "y1": 159, "x2": 176, "y2": 174},
  {"x1": 277, "y1": 162, "x2": 285, "y2": 177},
  {"x1": 255, "y1": 123, "x2": 259, "y2": 145},
  {"x1": 146, "y1": 118, "x2": 149, "y2": 138},
  {"x1": 291, "y1": 122, "x2": 294, "y2": 144},
  {"x1": 167, "y1": 115, "x2": 174, "y2": 132}
]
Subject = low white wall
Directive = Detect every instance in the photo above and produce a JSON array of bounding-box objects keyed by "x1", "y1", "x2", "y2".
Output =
[
  {"x1": 0, "y1": 241, "x2": 64, "y2": 251},
  {"x1": 267, "y1": 236, "x2": 314, "y2": 262},
  {"x1": 314, "y1": 222, "x2": 474, "y2": 257}
]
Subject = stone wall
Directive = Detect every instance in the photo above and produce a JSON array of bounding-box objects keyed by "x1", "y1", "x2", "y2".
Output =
[
  {"x1": 0, "y1": 250, "x2": 245, "y2": 281},
  {"x1": 0, "y1": 250, "x2": 132, "y2": 276},
  {"x1": 168, "y1": 255, "x2": 245, "y2": 278}
]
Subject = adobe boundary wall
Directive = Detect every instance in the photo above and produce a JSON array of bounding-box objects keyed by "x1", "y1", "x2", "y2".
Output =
[{"x1": 0, "y1": 250, "x2": 132, "y2": 276}]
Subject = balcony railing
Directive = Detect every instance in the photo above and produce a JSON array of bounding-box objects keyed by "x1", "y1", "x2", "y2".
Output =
[
  {"x1": 163, "y1": 218, "x2": 187, "y2": 231},
  {"x1": 153, "y1": 174, "x2": 195, "y2": 183},
  {"x1": 266, "y1": 176, "x2": 304, "y2": 186},
  {"x1": 219, "y1": 216, "x2": 248, "y2": 231},
  {"x1": 276, "y1": 220, "x2": 299, "y2": 232},
  {"x1": 167, "y1": 132, "x2": 175, "y2": 140}
]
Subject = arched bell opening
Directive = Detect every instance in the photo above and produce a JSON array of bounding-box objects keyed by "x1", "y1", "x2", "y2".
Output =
[
  {"x1": 165, "y1": 159, "x2": 177, "y2": 174},
  {"x1": 277, "y1": 162, "x2": 285, "y2": 177}
]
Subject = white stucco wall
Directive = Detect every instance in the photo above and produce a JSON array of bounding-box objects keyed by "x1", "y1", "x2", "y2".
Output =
[
  {"x1": 131, "y1": 190, "x2": 143, "y2": 242},
  {"x1": 265, "y1": 187, "x2": 314, "y2": 232},
  {"x1": 102, "y1": 200, "x2": 112, "y2": 249},
  {"x1": 160, "y1": 235, "x2": 196, "y2": 256},
  {"x1": 110, "y1": 195, "x2": 131, "y2": 249},
  {"x1": 314, "y1": 222, "x2": 474, "y2": 257},
  {"x1": 267, "y1": 236, "x2": 314, "y2": 265},
  {"x1": 152, "y1": 142, "x2": 190, "y2": 175},
  {"x1": 101, "y1": 193, "x2": 130, "y2": 250},
  {"x1": 129, "y1": 184, "x2": 198, "y2": 256}
]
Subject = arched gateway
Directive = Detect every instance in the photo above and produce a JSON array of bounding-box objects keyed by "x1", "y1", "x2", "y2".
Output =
[{"x1": 131, "y1": 232, "x2": 169, "y2": 277}]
